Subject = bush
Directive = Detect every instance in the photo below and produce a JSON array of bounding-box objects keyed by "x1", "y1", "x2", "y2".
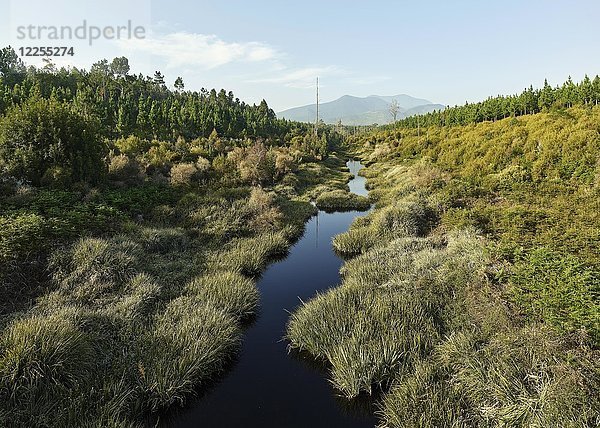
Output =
[
  {"x1": 169, "y1": 163, "x2": 198, "y2": 186},
  {"x1": 509, "y1": 248, "x2": 599, "y2": 342},
  {"x1": 108, "y1": 154, "x2": 145, "y2": 184},
  {"x1": 0, "y1": 213, "x2": 46, "y2": 265},
  {"x1": 247, "y1": 187, "x2": 283, "y2": 232},
  {"x1": 0, "y1": 97, "x2": 106, "y2": 185}
]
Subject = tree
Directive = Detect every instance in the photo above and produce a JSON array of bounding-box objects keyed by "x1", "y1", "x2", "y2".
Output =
[
  {"x1": 389, "y1": 99, "x2": 400, "y2": 123},
  {"x1": 538, "y1": 79, "x2": 554, "y2": 111},
  {"x1": 208, "y1": 128, "x2": 225, "y2": 154},
  {"x1": 153, "y1": 71, "x2": 165, "y2": 86},
  {"x1": 0, "y1": 46, "x2": 25, "y2": 78},
  {"x1": 110, "y1": 57, "x2": 130, "y2": 77},
  {"x1": 90, "y1": 59, "x2": 111, "y2": 76},
  {"x1": 174, "y1": 77, "x2": 185, "y2": 91}
]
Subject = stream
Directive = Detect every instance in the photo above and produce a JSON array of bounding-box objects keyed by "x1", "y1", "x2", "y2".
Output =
[{"x1": 172, "y1": 160, "x2": 376, "y2": 427}]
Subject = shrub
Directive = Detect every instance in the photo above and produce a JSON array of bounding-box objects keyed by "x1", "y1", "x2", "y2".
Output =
[
  {"x1": 169, "y1": 163, "x2": 198, "y2": 186},
  {"x1": 108, "y1": 154, "x2": 144, "y2": 184},
  {"x1": 114, "y1": 135, "x2": 150, "y2": 157},
  {"x1": 40, "y1": 166, "x2": 72, "y2": 188},
  {"x1": 0, "y1": 97, "x2": 106, "y2": 185},
  {"x1": 0, "y1": 213, "x2": 46, "y2": 264},
  {"x1": 247, "y1": 187, "x2": 283, "y2": 232},
  {"x1": 509, "y1": 248, "x2": 599, "y2": 342}
]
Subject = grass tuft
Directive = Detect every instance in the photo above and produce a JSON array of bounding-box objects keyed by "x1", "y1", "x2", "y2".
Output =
[{"x1": 185, "y1": 271, "x2": 259, "y2": 320}]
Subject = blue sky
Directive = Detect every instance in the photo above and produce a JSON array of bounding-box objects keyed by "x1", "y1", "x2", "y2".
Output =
[{"x1": 2, "y1": 0, "x2": 600, "y2": 111}]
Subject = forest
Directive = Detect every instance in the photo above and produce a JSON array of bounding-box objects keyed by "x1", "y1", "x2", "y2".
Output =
[{"x1": 393, "y1": 75, "x2": 600, "y2": 128}]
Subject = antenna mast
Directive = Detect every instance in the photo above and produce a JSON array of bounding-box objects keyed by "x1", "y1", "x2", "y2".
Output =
[{"x1": 315, "y1": 77, "x2": 319, "y2": 137}]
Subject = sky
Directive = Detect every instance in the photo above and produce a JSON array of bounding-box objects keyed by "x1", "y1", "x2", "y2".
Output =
[{"x1": 2, "y1": 0, "x2": 600, "y2": 112}]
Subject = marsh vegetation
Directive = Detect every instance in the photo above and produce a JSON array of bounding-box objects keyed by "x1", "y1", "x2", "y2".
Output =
[
  {"x1": 288, "y1": 105, "x2": 600, "y2": 427},
  {"x1": 1, "y1": 46, "x2": 599, "y2": 427}
]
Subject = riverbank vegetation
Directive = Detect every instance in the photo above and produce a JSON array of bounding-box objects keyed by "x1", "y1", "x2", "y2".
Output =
[
  {"x1": 288, "y1": 102, "x2": 600, "y2": 426},
  {"x1": 0, "y1": 47, "x2": 359, "y2": 426}
]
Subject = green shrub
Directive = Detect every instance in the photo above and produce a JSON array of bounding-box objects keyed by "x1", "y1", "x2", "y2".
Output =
[
  {"x1": 0, "y1": 213, "x2": 46, "y2": 264},
  {"x1": 0, "y1": 97, "x2": 106, "y2": 185},
  {"x1": 509, "y1": 248, "x2": 599, "y2": 341}
]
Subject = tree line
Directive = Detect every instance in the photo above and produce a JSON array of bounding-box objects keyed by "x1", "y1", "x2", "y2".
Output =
[
  {"x1": 0, "y1": 46, "x2": 297, "y2": 140},
  {"x1": 392, "y1": 75, "x2": 600, "y2": 129}
]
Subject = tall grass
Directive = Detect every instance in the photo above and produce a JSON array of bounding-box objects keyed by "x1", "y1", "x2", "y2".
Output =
[
  {"x1": 0, "y1": 315, "x2": 93, "y2": 394},
  {"x1": 332, "y1": 198, "x2": 435, "y2": 258},
  {"x1": 185, "y1": 271, "x2": 259, "y2": 320},
  {"x1": 214, "y1": 230, "x2": 290, "y2": 276},
  {"x1": 289, "y1": 231, "x2": 485, "y2": 398},
  {"x1": 135, "y1": 298, "x2": 240, "y2": 412},
  {"x1": 315, "y1": 189, "x2": 370, "y2": 212}
]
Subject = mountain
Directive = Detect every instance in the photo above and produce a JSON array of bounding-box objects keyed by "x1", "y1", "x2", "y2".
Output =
[{"x1": 278, "y1": 94, "x2": 445, "y2": 126}]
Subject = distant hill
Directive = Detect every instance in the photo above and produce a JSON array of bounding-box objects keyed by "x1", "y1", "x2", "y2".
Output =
[{"x1": 278, "y1": 94, "x2": 445, "y2": 126}]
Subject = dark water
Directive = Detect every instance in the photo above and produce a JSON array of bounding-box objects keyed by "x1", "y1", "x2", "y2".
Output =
[{"x1": 171, "y1": 160, "x2": 376, "y2": 428}]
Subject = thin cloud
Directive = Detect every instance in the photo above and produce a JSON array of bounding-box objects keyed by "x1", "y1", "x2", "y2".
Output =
[
  {"x1": 248, "y1": 66, "x2": 346, "y2": 88},
  {"x1": 118, "y1": 32, "x2": 279, "y2": 69}
]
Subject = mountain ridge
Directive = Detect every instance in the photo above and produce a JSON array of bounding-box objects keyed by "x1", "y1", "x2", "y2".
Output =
[{"x1": 278, "y1": 94, "x2": 445, "y2": 126}]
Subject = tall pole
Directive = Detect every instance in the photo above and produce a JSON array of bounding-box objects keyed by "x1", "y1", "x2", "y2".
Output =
[{"x1": 315, "y1": 77, "x2": 319, "y2": 138}]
